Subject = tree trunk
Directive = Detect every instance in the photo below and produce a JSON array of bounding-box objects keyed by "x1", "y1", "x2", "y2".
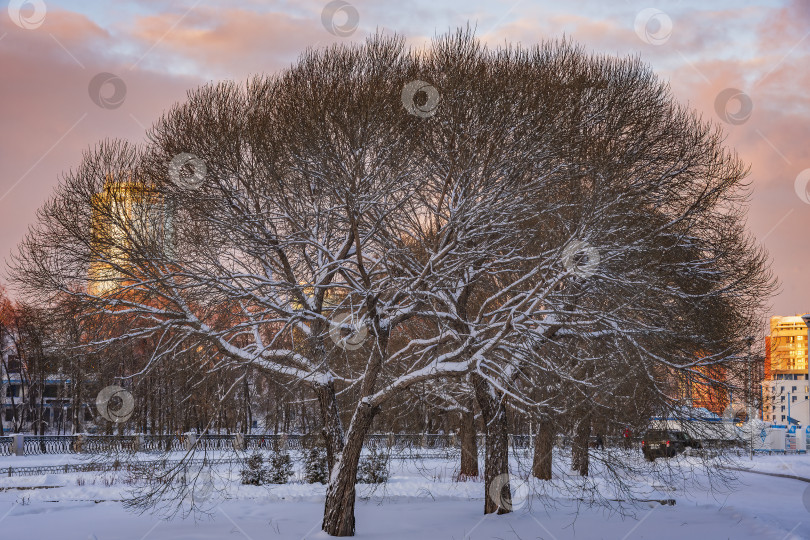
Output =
[
  {"x1": 570, "y1": 362, "x2": 594, "y2": 477},
  {"x1": 571, "y1": 412, "x2": 591, "y2": 477},
  {"x1": 532, "y1": 417, "x2": 553, "y2": 480},
  {"x1": 459, "y1": 405, "x2": 479, "y2": 479},
  {"x1": 322, "y1": 402, "x2": 378, "y2": 536},
  {"x1": 317, "y1": 380, "x2": 345, "y2": 474},
  {"x1": 472, "y1": 373, "x2": 510, "y2": 514}
]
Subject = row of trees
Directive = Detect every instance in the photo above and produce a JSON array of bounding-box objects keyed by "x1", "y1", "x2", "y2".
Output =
[
  {"x1": 0, "y1": 286, "x2": 482, "y2": 437},
  {"x1": 9, "y1": 30, "x2": 774, "y2": 536},
  {"x1": 4, "y1": 283, "x2": 642, "y2": 444},
  {"x1": 0, "y1": 289, "x2": 55, "y2": 435},
  {"x1": 0, "y1": 286, "x2": 339, "y2": 437}
]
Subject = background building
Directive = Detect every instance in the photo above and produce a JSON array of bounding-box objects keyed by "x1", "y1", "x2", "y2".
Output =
[
  {"x1": 88, "y1": 174, "x2": 173, "y2": 296},
  {"x1": 761, "y1": 315, "x2": 810, "y2": 425},
  {"x1": 679, "y1": 364, "x2": 729, "y2": 417}
]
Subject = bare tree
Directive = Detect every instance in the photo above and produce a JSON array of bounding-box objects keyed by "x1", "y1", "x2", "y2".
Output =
[{"x1": 10, "y1": 29, "x2": 774, "y2": 537}]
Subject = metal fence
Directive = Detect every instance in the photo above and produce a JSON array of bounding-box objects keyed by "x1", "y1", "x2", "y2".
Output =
[
  {"x1": 0, "y1": 433, "x2": 537, "y2": 457},
  {"x1": 0, "y1": 436, "x2": 11, "y2": 456},
  {"x1": 1, "y1": 457, "x2": 245, "y2": 478}
]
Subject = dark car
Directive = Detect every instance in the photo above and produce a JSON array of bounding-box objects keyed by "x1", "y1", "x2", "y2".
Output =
[{"x1": 641, "y1": 430, "x2": 701, "y2": 461}]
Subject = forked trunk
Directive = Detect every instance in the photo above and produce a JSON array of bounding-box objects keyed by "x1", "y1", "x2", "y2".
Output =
[
  {"x1": 532, "y1": 417, "x2": 553, "y2": 480},
  {"x1": 322, "y1": 403, "x2": 378, "y2": 536},
  {"x1": 472, "y1": 374, "x2": 510, "y2": 514},
  {"x1": 459, "y1": 404, "x2": 479, "y2": 479}
]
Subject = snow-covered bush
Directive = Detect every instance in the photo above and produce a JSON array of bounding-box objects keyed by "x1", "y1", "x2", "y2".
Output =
[
  {"x1": 357, "y1": 447, "x2": 389, "y2": 484},
  {"x1": 240, "y1": 450, "x2": 270, "y2": 485},
  {"x1": 304, "y1": 447, "x2": 329, "y2": 484},
  {"x1": 267, "y1": 448, "x2": 294, "y2": 484}
]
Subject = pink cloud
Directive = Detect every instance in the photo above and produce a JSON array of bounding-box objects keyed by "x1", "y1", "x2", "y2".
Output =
[
  {"x1": 486, "y1": 6, "x2": 810, "y2": 322},
  {"x1": 127, "y1": 6, "x2": 353, "y2": 78},
  {"x1": 1, "y1": 1, "x2": 808, "y2": 329},
  {"x1": 0, "y1": 10, "x2": 200, "y2": 288}
]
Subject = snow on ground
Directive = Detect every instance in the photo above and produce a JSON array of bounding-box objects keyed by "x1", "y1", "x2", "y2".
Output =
[
  {"x1": 0, "y1": 452, "x2": 808, "y2": 539},
  {"x1": 735, "y1": 452, "x2": 810, "y2": 477}
]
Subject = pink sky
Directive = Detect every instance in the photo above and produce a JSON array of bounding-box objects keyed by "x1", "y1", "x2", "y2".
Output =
[{"x1": 0, "y1": 0, "x2": 808, "y2": 335}]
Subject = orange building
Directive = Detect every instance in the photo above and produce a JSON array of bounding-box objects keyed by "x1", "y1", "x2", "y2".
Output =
[
  {"x1": 762, "y1": 315, "x2": 810, "y2": 425},
  {"x1": 681, "y1": 364, "x2": 729, "y2": 417},
  {"x1": 764, "y1": 335, "x2": 771, "y2": 380}
]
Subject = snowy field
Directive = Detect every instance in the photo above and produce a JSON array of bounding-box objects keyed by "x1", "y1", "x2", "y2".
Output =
[{"x1": 0, "y1": 452, "x2": 809, "y2": 539}]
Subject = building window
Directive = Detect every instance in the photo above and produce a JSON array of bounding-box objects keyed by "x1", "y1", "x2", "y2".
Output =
[
  {"x1": 6, "y1": 356, "x2": 20, "y2": 372},
  {"x1": 793, "y1": 396, "x2": 797, "y2": 402},
  {"x1": 793, "y1": 386, "x2": 797, "y2": 392}
]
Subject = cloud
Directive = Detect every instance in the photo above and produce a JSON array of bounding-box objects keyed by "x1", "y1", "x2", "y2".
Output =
[
  {"x1": 466, "y1": 3, "x2": 810, "y2": 321},
  {"x1": 1, "y1": 0, "x2": 808, "y2": 325},
  {"x1": 0, "y1": 10, "x2": 199, "y2": 284},
  {"x1": 758, "y1": 0, "x2": 810, "y2": 46},
  {"x1": 127, "y1": 5, "x2": 357, "y2": 78}
]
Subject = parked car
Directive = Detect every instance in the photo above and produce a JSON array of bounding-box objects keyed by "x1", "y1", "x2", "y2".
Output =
[{"x1": 641, "y1": 430, "x2": 701, "y2": 461}]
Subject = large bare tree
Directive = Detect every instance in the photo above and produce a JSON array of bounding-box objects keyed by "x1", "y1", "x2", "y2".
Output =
[{"x1": 11, "y1": 30, "x2": 774, "y2": 536}]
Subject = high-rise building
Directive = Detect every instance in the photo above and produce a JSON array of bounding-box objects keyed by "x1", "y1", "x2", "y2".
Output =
[
  {"x1": 88, "y1": 174, "x2": 173, "y2": 296},
  {"x1": 761, "y1": 315, "x2": 810, "y2": 425}
]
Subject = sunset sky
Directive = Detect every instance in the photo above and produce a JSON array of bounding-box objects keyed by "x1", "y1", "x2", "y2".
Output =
[{"x1": 1, "y1": 0, "x2": 808, "y2": 333}]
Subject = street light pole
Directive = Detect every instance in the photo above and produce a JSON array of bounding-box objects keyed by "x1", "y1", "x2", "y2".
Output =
[
  {"x1": 802, "y1": 315, "x2": 810, "y2": 431},
  {"x1": 746, "y1": 336, "x2": 754, "y2": 460}
]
